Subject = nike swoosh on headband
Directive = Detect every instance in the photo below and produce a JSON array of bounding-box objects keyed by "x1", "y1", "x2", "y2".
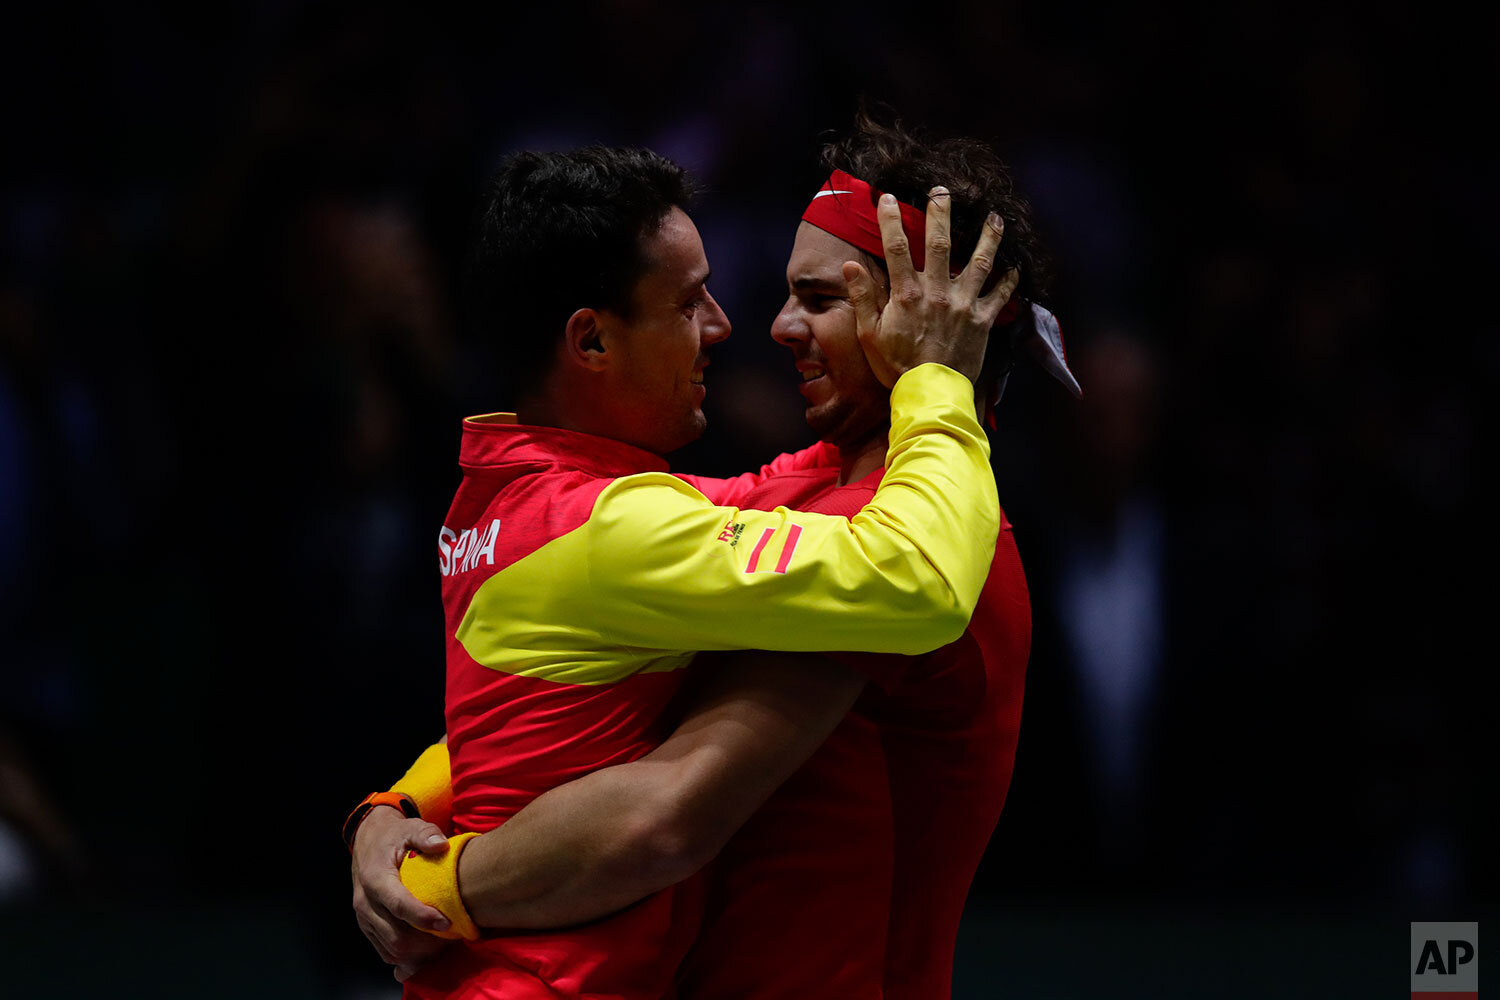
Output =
[{"x1": 811, "y1": 190, "x2": 855, "y2": 198}]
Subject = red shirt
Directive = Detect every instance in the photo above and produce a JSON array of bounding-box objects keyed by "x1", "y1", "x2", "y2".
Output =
[
  {"x1": 676, "y1": 461, "x2": 1030, "y2": 1000},
  {"x1": 409, "y1": 421, "x2": 702, "y2": 1000},
  {"x1": 409, "y1": 407, "x2": 995, "y2": 999}
]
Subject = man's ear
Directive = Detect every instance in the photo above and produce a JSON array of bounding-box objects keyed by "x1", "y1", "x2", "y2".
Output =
[{"x1": 562, "y1": 308, "x2": 610, "y2": 372}]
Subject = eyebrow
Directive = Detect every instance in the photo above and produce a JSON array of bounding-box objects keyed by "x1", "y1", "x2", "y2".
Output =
[{"x1": 789, "y1": 275, "x2": 845, "y2": 292}]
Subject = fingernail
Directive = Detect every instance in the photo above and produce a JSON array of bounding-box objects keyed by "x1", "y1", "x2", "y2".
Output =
[
  {"x1": 929, "y1": 186, "x2": 949, "y2": 199},
  {"x1": 424, "y1": 833, "x2": 447, "y2": 847},
  {"x1": 987, "y1": 212, "x2": 1002, "y2": 230},
  {"x1": 432, "y1": 916, "x2": 451, "y2": 930},
  {"x1": 879, "y1": 193, "x2": 896, "y2": 206}
]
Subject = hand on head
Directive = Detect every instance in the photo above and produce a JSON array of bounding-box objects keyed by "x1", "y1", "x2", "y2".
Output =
[{"x1": 844, "y1": 187, "x2": 1019, "y2": 388}]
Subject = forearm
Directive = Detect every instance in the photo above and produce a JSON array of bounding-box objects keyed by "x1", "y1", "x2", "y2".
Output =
[
  {"x1": 450, "y1": 651, "x2": 864, "y2": 930},
  {"x1": 456, "y1": 759, "x2": 694, "y2": 929}
]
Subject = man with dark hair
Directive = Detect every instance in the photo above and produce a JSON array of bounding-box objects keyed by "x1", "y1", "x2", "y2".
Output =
[
  {"x1": 343, "y1": 135, "x2": 1023, "y2": 999},
  {"x1": 466, "y1": 147, "x2": 700, "y2": 429}
]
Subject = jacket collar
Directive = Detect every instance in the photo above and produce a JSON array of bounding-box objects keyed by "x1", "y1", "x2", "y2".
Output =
[{"x1": 458, "y1": 413, "x2": 670, "y2": 477}]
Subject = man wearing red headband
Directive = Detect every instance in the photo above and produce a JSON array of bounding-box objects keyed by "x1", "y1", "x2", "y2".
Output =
[{"x1": 350, "y1": 114, "x2": 1078, "y2": 999}]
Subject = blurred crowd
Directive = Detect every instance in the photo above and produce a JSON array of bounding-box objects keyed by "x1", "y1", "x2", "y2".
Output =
[{"x1": 1, "y1": 0, "x2": 1492, "y2": 990}]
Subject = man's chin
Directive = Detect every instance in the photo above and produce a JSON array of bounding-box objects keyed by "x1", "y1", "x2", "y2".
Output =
[
  {"x1": 806, "y1": 401, "x2": 887, "y2": 453},
  {"x1": 803, "y1": 401, "x2": 840, "y2": 438},
  {"x1": 674, "y1": 411, "x2": 709, "y2": 451}
]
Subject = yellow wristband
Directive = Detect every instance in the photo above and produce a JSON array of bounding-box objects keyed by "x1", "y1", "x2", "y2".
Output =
[
  {"x1": 391, "y1": 743, "x2": 453, "y2": 833},
  {"x1": 399, "y1": 831, "x2": 482, "y2": 941}
]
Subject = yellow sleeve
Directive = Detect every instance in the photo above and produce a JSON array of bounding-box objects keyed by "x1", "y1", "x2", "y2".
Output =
[
  {"x1": 389, "y1": 742, "x2": 453, "y2": 833},
  {"x1": 584, "y1": 363, "x2": 998, "y2": 656}
]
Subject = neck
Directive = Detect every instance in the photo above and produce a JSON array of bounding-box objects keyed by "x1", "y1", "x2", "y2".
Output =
[
  {"x1": 517, "y1": 379, "x2": 608, "y2": 439},
  {"x1": 837, "y1": 426, "x2": 889, "y2": 486}
]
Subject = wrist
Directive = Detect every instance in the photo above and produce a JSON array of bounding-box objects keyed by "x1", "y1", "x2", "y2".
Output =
[
  {"x1": 350, "y1": 802, "x2": 404, "y2": 848},
  {"x1": 400, "y1": 831, "x2": 483, "y2": 941},
  {"x1": 907, "y1": 353, "x2": 981, "y2": 383},
  {"x1": 894, "y1": 360, "x2": 969, "y2": 389},
  {"x1": 342, "y1": 791, "x2": 420, "y2": 853}
]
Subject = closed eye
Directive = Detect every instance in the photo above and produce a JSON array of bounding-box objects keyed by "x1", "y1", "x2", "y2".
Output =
[{"x1": 801, "y1": 292, "x2": 843, "y2": 313}]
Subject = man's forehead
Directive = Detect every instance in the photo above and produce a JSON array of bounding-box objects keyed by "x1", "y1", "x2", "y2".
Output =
[
  {"x1": 641, "y1": 207, "x2": 710, "y2": 289},
  {"x1": 787, "y1": 221, "x2": 862, "y2": 284}
]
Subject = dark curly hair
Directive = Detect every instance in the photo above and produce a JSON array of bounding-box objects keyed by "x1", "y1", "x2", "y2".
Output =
[
  {"x1": 819, "y1": 107, "x2": 1050, "y2": 388},
  {"x1": 820, "y1": 105, "x2": 1049, "y2": 310},
  {"x1": 466, "y1": 146, "x2": 695, "y2": 389}
]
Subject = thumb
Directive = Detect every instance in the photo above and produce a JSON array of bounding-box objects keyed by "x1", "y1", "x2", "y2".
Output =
[
  {"x1": 406, "y1": 823, "x2": 451, "y2": 856},
  {"x1": 844, "y1": 260, "x2": 900, "y2": 389},
  {"x1": 843, "y1": 261, "x2": 880, "y2": 341}
]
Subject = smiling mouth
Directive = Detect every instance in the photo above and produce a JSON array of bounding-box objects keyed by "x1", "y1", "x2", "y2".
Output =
[
  {"x1": 690, "y1": 372, "x2": 705, "y2": 385},
  {"x1": 800, "y1": 368, "x2": 826, "y2": 382}
]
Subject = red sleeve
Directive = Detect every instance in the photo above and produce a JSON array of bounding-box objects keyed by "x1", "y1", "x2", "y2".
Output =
[{"x1": 676, "y1": 442, "x2": 840, "y2": 505}]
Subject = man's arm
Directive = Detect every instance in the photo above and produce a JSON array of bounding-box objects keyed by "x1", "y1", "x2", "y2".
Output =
[
  {"x1": 353, "y1": 653, "x2": 861, "y2": 967},
  {"x1": 449, "y1": 362, "x2": 996, "y2": 690},
  {"x1": 453, "y1": 651, "x2": 862, "y2": 929},
  {"x1": 581, "y1": 368, "x2": 997, "y2": 656}
]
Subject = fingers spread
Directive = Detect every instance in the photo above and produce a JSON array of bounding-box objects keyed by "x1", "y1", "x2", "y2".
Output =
[
  {"x1": 924, "y1": 186, "x2": 952, "y2": 282},
  {"x1": 977, "y1": 267, "x2": 1022, "y2": 326},
  {"x1": 961, "y1": 213, "x2": 1004, "y2": 297},
  {"x1": 875, "y1": 194, "x2": 916, "y2": 291}
]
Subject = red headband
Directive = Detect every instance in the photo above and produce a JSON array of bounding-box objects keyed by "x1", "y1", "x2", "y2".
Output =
[{"x1": 801, "y1": 169, "x2": 1020, "y2": 324}]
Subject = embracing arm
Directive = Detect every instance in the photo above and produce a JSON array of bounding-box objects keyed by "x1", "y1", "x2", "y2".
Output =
[
  {"x1": 352, "y1": 652, "x2": 861, "y2": 955},
  {"x1": 452, "y1": 651, "x2": 862, "y2": 929},
  {"x1": 575, "y1": 364, "x2": 997, "y2": 656}
]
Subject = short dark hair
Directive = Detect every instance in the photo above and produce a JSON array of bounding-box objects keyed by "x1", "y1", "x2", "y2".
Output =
[
  {"x1": 820, "y1": 106, "x2": 1049, "y2": 380},
  {"x1": 466, "y1": 146, "x2": 694, "y2": 387}
]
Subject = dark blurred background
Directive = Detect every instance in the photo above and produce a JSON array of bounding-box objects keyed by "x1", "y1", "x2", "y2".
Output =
[{"x1": 1, "y1": 1, "x2": 1493, "y2": 996}]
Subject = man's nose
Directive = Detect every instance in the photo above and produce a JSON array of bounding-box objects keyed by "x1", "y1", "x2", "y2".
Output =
[
  {"x1": 770, "y1": 299, "x2": 807, "y2": 346},
  {"x1": 700, "y1": 290, "x2": 731, "y2": 345}
]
